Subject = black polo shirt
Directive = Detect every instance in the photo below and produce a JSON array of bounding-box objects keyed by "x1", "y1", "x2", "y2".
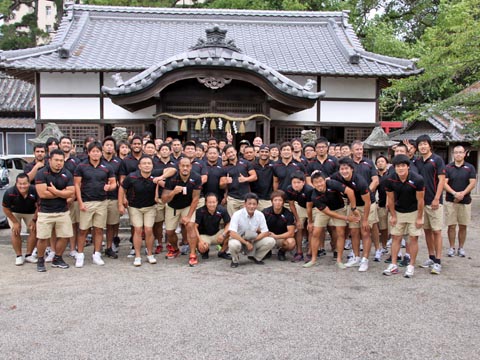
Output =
[
  {"x1": 24, "y1": 161, "x2": 45, "y2": 184},
  {"x1": 272, "y1": 159, "x2": 307, "y2": 192},
  {"x1": 306, "y1": 156, "x2": 338, "y2": 177},
  {"x1": 195, "y1": 205, "x2": 230, "y2": 236},
  {"x1": 119, "y1": 154, "x2": 142, "y2": 177},
  {"x1": 164, "y1": 172, "x2": 202, "y2": 209},
  {"x1": 414, "y1": 153, "x2": 446, "y2": 205},
  {"x1": 311, "y1": 179, "x2": 348, "y2": 211},
  {"x1": 154, "y1": 158, "x2": 176, "y2": 172},
  {"x1": 204, "y1": 162, "x2": 226, "y2": 201},
  {"x1": 331, "y1": 172, "x2": 370, "y2": 207},
  {"x1": 251, "y1": 160, "x2": 274, "y2": 200},
  {"x1": 122, "y1": 170, "x2": 161, "y2": 208},
  {"x1": 377, "y1": 170, "x2": 390, "y2": 208},
  {"x1": 102, "y1": 156, "x2": 122, "y2": 200},
  {"x1": 2, "y1": 185, "x2": 38, "y2": 214},
  {"x1": 286, "y1": 184, "x2": 314, "y2": 209},
  {"x1": 35, "y1": 166, "x2": 73, "y2": 213},
  {"x1": 262, "y1": 206, "x2": 295, "y2": 235},
  {"x1": 445, "y1": 161, "x2": 476, "y2": 204},
  {"x1": 384, "y1": 171, "x2": 425, "y2": 213},
  {"x1": 223, "y1": 159, "x2": 255, "y2": 200},
  {"x1": 64, "y1": 156, "x2": 81, "y2": 175},
  {"x1": 74, "y1": 161, "x2": 115, "y2": 202}
]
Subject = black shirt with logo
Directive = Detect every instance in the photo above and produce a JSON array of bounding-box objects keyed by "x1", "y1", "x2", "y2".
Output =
[
  {"x1": 310, "y1": 179, "x2": 348, "y2": 211},
  {"x1": 35, "y1": 166, "x2": 73, "y2": 213},
  {"x1": 272, "y1": 160, "x2": 307, "y2": 192},
  {"x1": 74, "y1": 161, "x2": 115, "y2": 202},
  {"x1": 445, "y1": 161, "x2": 476, "y2": 204},
  {"x1": 331, "y1": 172, "x2": 369, "y2": 207},
  {"x1": 164, "y1": 172, "x2": 202, "y2": 210},
  {"x1": 384, "y1": 171, "x2": 425, "y2": 213},
  {"x1": 251, "y1": 160, "x2": 274, "y2": 200},
  {"x1": 2, "y1": 185, "x2": 38, "y2": 214},
  {"x1": 413, "y1": 153, "x2": 446, "y2": 205},
  {"x1": 286, "y1": 184, "x2": 314, "y2": 209},
  {"x1": 195, "y1": 205, "x2": 230, "y2": 236},
  {"x1": 223, "y1": 159, "x2": 255, "y2": 200},
  {"x1": 262, "y1": 206, "x2": 295, "y2": 235},
  {"x1": 122, "y1": 170, "x2": 162, "y2": 208}
]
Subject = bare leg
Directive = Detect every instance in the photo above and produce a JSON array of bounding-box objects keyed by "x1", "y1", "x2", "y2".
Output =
[{"x1": 458, "y1": 225, "x2": 467, "y2": 248}]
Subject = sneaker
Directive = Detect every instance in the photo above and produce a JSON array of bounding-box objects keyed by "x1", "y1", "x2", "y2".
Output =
[
  {"x1": 317, "y1": 248, "x2": 327, "y2": 257},
  {"x1": 344, "y1": 239, "x2": 352, "y2": 250},
  {"x1": 69, "y1": 250, "x2": 78, "y2": 258},
  {"x1": 201, "y1": 248, "x2": 210, "y2": 260},
  {"x1": 399, "y1": 255, "x2": 410, "y2": 267},
  {"x1": 345, "y1": 256, "x2": 361, "y2": 268},
  {"x1": 431, "y1": 263, "x2": 442, "y2": 275},
  {"x1": 25, "y1": 255, "x2": 38, "y2": 263},
  {"x1": 291, "y1": 253, "x2": 304, "y2": 263},
  {"x1": 458, "y1": 248, "x2": 466, "y2": 257},
  {"x1": 404, "y1": 265, "x2": 415, "y2": 278},
  {"x1": 147, "y1": 255, "x2": 157, "y2": 264},
  {"x1": 92, "y1": 252, "x2": 105, "y2": 266},
  {"x1": 75, "y1": 253, "x2": 85, "y2": 268},
  {"x1": 278, "y1": 250, "x2": 286, "y2": 261},
  {"x1": 133, "y1": 257, "x2": 142, "y2": 267},
  {"x1": 15, "y1": 256, "x2": 24, "y2": 266},
  {"x1": 52, "y1": 256, "x2": 69, "y2": 269},
  {"x1": 347, "y1": 250, "x2": 355, "y2": 260},
  {"x1": 386, "y1": 238, "x2": 392, "y2": 248},
  {"x1": 332, "y1": 251, "x2": 338, "y2": 261},
  {"x1": 383, "y1": 263, "x2": 399, "y2": 276},
  {"x1": 37, "y1": 257, "x2": 46, "y2": 272},
  {"x1": 112, "y1": 243, "x2": 119, "y2": 253},
  {"x1": 155, "y1": 244, "x2": 163, "y2": 254},
  {"x1": 401, "y1": 238, "x2": 406, "y2": 248},
  {"x1": 384, "y1": 255, "x2": 402, "y2": 264},
  {"x1": 180, "y1": 244, "x2": 190, "y2": 255},
  {"x1": 230, "y1": 261, "x2": 239, "y2": 268},
  {"x1": 45, "y1": 251, "x2": 55, "y2": 263},
  {"x1": 166, "y1": 246, "x2": 180, "y2": 259},
  {"x1": 218, "y1": 251, "x2": 232, "y2": 260},
  {"x1": 189, "y1": 254, "x2": 198, "y2": 267},
  {"x1": 447, "y1": 248, "x2": 455, "y2": 257},
  {"x1": 105, "y1": 248, "x2": 118, "y2": 259},
  {"x1": 374, "y1": 249, "x2": 383, "y2": 262},
  {"x1": 302, "y1": 261, "x2": 316, "y2": 268},
  {"x1": 382, "y1": 248, "x2": 389, "y2": 254},
  {"x1": 358, "y1": 258, "x2": 369, "y2": 272},
  {"x1": 85, "y1": 234, "x2": 93, "y2": 246},
  {"x1": 420, "y1": 259, "x2": 435, "y2": 268},
  {"x1": 113, "y1": 236, "x2": 121, "y2": 247},
  {"x1": 336, "y1": 262, "x2": 347, "y2": 269},
  {"x1": 304, "y1": 254, "x2": 312, "y2": 263},
  {"x1": 127, "y1": 248, "x2": 135, "y2": 258}
]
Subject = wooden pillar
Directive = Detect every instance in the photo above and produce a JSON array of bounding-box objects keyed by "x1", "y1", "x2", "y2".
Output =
[
  {"x1": 263, "y1": 118, "x2": 270, "y2": 144},
  {"x1": 155, "y1": 118, "x2": 164, "y2": 140}
]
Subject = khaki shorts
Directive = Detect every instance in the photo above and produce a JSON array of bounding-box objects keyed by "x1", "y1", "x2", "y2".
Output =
[
  {"x1": 445, "y1": 202, "x2": 471, "y2": 226},
  {"x1": 390, "y1": 211, "x2": 423, "y2": 237},
  {"x1": 377, "y1": 206, "x2": 388, "y2": 231},
  {"x1": 348, "y1": 203, "x2": 379, "y2": 229},
  {"x1": 257, "y1": 199, "x2": 271, "y2": 212},
  {"x1": 165, "y1": 205, "x2": 196, "y2": 231},
  {"x1": 106, "y1": 199, "x2": 120, "y2": 226},
  {"x1": 37, "y1": 211, "x2": 73, "y2": 239},
  {"x1": 69, "y1": 201, "x2": 79, "y2": 224},
  {"x1": 128, "y1": 206, "x2": 156, "y2": 228},
  {"x1": 314, "y1": 207, "x2": 347, "y2": 228},
  {"x1": 79, "y1": 201, "x2": 108, "y2": 230},
  {"x1": 227, "y1": 196, "x2": 244, "y2": 216},
  {"x1": 200, "y1": 230, "x2": 223, "y2": 246},
  {"x1": 7, "y1": 213, "x2": 35, "y2": 230},
  {"x1": 155, "y1": 200, "x2": 165, "y2": 223},
  {"x1": 294, "y1": 202, "x2": 307, "y2": 224},
  {"x1": 423, "y1": 204, "x2": 443, "y2": 231},
  {"x1": 196, "y1": 197, "x2": 205, "y2": 209}
]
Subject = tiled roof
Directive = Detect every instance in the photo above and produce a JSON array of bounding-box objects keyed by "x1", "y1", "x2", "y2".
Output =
[
  {"x1": 0, "y1": 72, "x2": 35, "y2": 112},
  {"x1": 0, "y1": 117, "x2": 35, "y2": 129},
  {"x1": 0, "y1": 5, "x2": 422, "y2": 78}
]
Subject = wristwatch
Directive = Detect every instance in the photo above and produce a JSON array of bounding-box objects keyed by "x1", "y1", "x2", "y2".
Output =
[{"x1": 351, "y1": 207, "x2": 357, "y2": 212}]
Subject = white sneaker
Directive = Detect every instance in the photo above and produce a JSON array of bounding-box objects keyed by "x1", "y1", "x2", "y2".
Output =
[
  {"x1": 374, "y1": 249, "x2": 383, "y2": 262},
  {"x1": 32, "y1": 248, "x2": 38, "y2": 257},
  {"x1": 386, "y1": 238, "x2": 392, "y2": 248},
  {"x1": 147, "y1": 255, "x2": 157, "y2": 264},
  {"x1": 15, "y1": 256, "x2": 25, "y2": 266},
  {"x1": 447, "y1": 248, "x2": 455, "y2": 257},
  {"x1": 75, "y1": 253, "x2": 85, "y2": 268},
  {"x1": 383, "y1": 263, "x2": 399, "y2": 276},
  {"x1": 420, "y1": 258, "x2": 434, "y2": 268},
  {"x1": 345, "y1": 256, "x2": 361, "y2": 268},
  {"x1": 45, "y1": 251, "x2": 55, "y2": 263},
  {"x1": 431, "y1": 263, "x2": 442, "y2": 275},
  {"x1": 92, "y1": 252, "x2": 105, "y2": 266},
  {"x1": 344, "y1": 239, "x2": 352, "y2": 250},
  {"x1": 112, "y1": 243, "x2": 119, "y2": 253},
  {"x1": 458, "y1": 248, "x2": 466, "y2": 257},
  {"x1": 133, "y1": 257, "x2": 142, "y2": 267},
  {"x1": 25, "y1": 255, "x2": 38, "y2": 263},
  {"x1": 401, "y1": 238, "x2": 406, "y2": 248},
  {"x1": 404, "y1": 265, "x2": 415, "y2": 278},
  {"x1": 347, "y1": 250, "x2": 355, "y2": 259},
  {"x1": 358, "y1": 258, "x2": 369, "y2": 272},
  {"x1": 69, "y1": 250, "x2": 78, "y2": 258},
  {"x1": 127, "y1": 248, "x2": 135, "y2": 258}
]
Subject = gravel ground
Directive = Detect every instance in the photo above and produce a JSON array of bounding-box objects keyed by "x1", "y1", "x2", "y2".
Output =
[{"x1": 1, "y1": 200, "x2": 480, "y2": 359}]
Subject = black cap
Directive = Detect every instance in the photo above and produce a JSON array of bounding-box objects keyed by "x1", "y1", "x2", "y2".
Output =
[
  {"x1": 259, "y1": 144, "x2": 270, "y2": 151},
  {"x1": 239, "y1": 139, "x2": 250, "y2": 146}
]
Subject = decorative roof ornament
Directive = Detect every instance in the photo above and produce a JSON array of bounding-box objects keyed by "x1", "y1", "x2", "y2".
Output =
[{"x1": 190, "y1": 24, "x2": 242, "y2": 53}]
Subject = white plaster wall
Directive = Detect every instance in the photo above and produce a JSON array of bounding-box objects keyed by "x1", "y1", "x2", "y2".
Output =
[
  {"x1": 103, "y1": 99, "x2": 155, "y2": 119},
  {"x1": 40, "y1": 98, "x2": 100, "y2": 119},
  {"x1": 321, "y1": 77, "x2": 376, "y2": 99},
  {"x1": 320, "y1": 101, "x2": 376, "y2": 123},
  {"x1": 270, "y1": 105, "x2": 317, "y2": 122},
  {"x1": 40, "y1": 73, "x2": 100, "y2": 94}
]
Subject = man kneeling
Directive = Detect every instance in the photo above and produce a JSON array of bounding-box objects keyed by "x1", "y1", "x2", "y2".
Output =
[
  {"x1": 228, "y1": 193, "x2": 275, "y2": 268},
  {"x1": 195, "y1": 193, "x2": 232, "y2": 261}
]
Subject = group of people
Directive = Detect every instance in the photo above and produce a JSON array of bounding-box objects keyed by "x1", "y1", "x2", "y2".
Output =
[{"x1": 2, "y1": 132, "x2": 476, "y2": 277}]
